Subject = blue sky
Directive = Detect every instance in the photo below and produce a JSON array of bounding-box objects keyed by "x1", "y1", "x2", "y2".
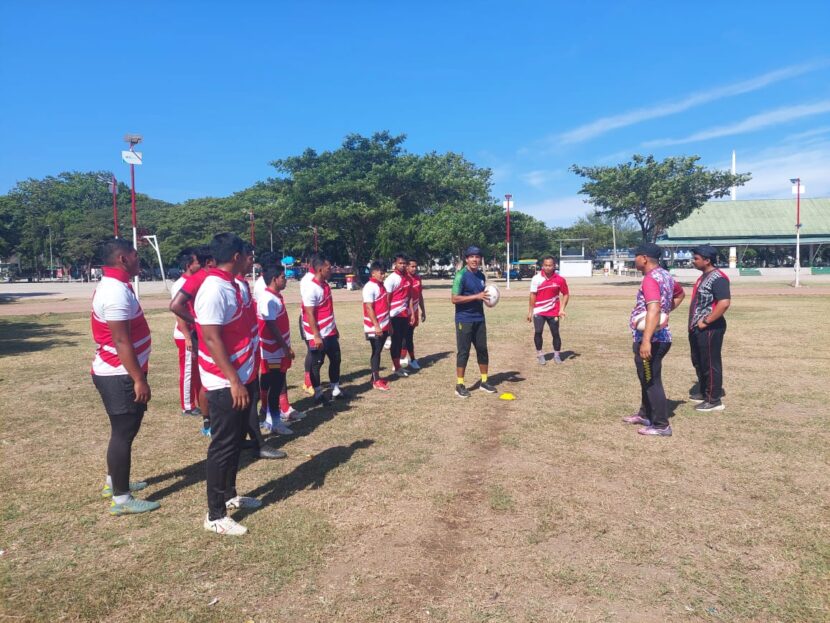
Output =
[{"x1": 2, "y1": 1, "x2": 829, "y2": 226}]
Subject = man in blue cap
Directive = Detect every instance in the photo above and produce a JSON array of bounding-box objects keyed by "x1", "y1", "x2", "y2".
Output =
[
  {"x1": 688, "y1": 245, "x2": 731, "y2": 412},
  {"x1": 451, "y1": 246, "x2": 496, "y2": 398}
]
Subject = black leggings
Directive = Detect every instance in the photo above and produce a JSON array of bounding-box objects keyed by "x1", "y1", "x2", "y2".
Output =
[
  {"x1": 367, "y1": 332, "x2": 388, "y2": 380},
  {"x1": 309, "y1": 336, "x2": 341, "y2": 388},
  {"x1": 456, "y1": 320, "x2": 489, "y2": 369},
  {"x1": 633, "y1": 341, "x2": 672, "y2": 428},
  {"x1": 245, "y1": 386, "x2": 265, "y2": 447},
  {"x1": 259, "y1": 367, "x2": 286, "y2": 419},
  {"x1": 533, "y1": 315, "x2": 561, "y2": 351},
  {"x1": 403, "y1": 323, "x2": 415, "y2": 357},
  {"x1": 389, "y1": 316, "x2": 409, "y2": 360},
  {"x1": 93, "y1": 374, "x2": 147, "y2": 496},
  {"x1": 300, "y1": 315, "x2": 313, "y2": 377}
]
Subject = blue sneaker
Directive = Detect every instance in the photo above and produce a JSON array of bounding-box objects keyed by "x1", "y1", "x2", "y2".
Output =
[
  {"x1": 200, "y1": 426, "x2": 212, "y2": 438},
  {"x1": 637, "y1": 425, "x2": 672, "y2": 437},
  {"x1": 109, "y1": 497, "x2": 160, "y2": 515},
  {"x1": 101, "y1": 481, "x2": 148, "y2": 498}
]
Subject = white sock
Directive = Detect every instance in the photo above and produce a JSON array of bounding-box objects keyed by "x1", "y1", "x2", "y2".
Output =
[
  {"x1": 106, "y1": 475, "x2": 113, "y2": 487},
  {"x1": 331, "y1": 383, "x2": 341, "y2": 396},
  {"x1": 113, "y1": 493, "x2": 131, "y2": 505}
]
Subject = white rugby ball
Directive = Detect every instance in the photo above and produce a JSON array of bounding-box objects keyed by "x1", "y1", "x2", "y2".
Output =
[
  {"x1": 632, "y1": 311, "x2": 668, "y2": 331},
  {"x1": 484, "y1": 284, "x2": 500, "y2": 308}
]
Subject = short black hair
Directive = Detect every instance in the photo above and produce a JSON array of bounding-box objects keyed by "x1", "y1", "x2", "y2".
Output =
[
  {"x1": 311, "y1": 255, "x2": 330, "y2": 271},
  {"x1": 178, "y1": 248, "x2": 199, "y2": 271},
  {"x1": 195, "y1": 245, "x2": 213, "y2": 267},
  {"x1": 541, "y1": 255, "x2": 556, "y2": 264},
  {"x1": 242, "y1": 242, "x2": 255, "y2": 256},
  {"x1": 210, "y1": 233, "x2": 244, "y2": 264},
  {"x1": 263, "y1": 264, "x2": 285, "y2": 284},
  {"x1": 370, "y1": 260, "x2": 387, "y2": 273},
  {"x1": 99, "y1": 238, "x2": 134, "y2": 267},
  {"x1": 393, "y1": 253, "x2": 408, "y2": 262}
]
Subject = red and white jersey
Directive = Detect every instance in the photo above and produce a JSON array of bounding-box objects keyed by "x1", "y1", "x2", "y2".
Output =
[
  {"x1": 301, "y1": 276, "x2": 337, "y2": 340},
  {"x1": 362, "y1": 278, "x2": 391, "y2": 335},
  {"x1": 384, "y1": 270, "x2": 411, "y2": 318},
  {"x1": 530, "y1": 271, "x2": 569, "y2": 317},
  {"x1": 171, "y1": 276, "x2": 189, "y2": 339},
  {"x1": 410, "y1": 274, "x2": 423, "y2": 313},
  {"x1": 257, "y1": 287, "x2": 291, "y2": 362},
  {"x1": 90, "y1": 267, "x2": 152, "y2": 376},
  {"x1": 194, "y1": 269, "x2": 258, "y2": 390},
  {"x1": 179, "y1": 268, "x2": 209, "y2": 321}
]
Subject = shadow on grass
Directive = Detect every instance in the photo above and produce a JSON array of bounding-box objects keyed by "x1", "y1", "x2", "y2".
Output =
[
  {"x1": 667, "y1": 399, "x2": 686, "y2": 419},
  {"x1": 0, "y1": 318, "x2": 82, "y2": 356},
  {"x1": 0, "y1": 291, "x2": 53, "y2": 304},
  {"x1": 544, "y1": 350, "x2": 580, "y2": 361},
  {"x1": 144, "y1": 459, "x2": 207, "y2": 502},
  {"x1": 241, "y1": 439, "x2": 375, "y2": 514}
]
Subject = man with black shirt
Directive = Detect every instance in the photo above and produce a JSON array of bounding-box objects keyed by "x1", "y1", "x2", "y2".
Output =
[
  {"x1": 688, "y1": 245, "x2": 731, "y2": 412},
  {"x1": 451, "y1": 246, "x2": 496, "y2": 398}
]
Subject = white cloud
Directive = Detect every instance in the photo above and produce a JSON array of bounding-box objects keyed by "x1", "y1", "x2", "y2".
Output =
[
  {"x1": 518, "y1": 196, "x2": 594, "y2": 226},
  {"x1": 554, "y1": 61, "x2": 826, "y2": 145},
  {"x1": 644, "y1": 100, "x2": 830, "y2": 147},
  {"x1": 520, "y1": 169, "x2": 564, "y2": 189},
  {"x1": 730, "y1": 140, "x2": 830, "y2": 199}
]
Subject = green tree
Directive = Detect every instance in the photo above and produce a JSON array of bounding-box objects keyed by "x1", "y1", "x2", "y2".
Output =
[{"x1": 571, "y1": 154, "x2": 750, "y2": 242}]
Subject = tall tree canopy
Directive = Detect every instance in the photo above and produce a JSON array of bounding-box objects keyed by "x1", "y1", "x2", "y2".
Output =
[{"x1": 571, "y1": 154, "x2": 751, "y2": 242}]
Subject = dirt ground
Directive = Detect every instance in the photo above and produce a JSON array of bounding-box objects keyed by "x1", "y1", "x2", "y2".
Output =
[{"x1": 0, "y1": 280, "x2": 828, "y2": 622}]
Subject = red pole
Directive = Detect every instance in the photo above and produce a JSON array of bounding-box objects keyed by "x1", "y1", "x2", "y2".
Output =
[
  {"x1": 130, "y1": 164, "x2": 137, "y2": 229},
  {"x1": 111, "y1": 175, "x2": 119, "y2": 238}
]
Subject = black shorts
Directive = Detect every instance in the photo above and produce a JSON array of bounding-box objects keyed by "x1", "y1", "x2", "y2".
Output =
[{"x1": 92, "y1": 374, "x2": 147, "y2": 417}]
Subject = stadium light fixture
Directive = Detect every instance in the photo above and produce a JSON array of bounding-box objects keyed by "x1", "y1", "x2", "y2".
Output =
[{"x1": 789, "y1": 177, "x2": 802, "y2": 287}]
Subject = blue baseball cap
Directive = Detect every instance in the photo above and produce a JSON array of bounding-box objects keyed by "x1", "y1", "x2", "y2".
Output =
[{"x1": 464, "y1": 245, "x2": 483, "y2": 257}]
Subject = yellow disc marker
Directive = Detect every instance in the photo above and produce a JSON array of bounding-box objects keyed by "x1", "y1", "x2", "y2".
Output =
[{"x1": 499, "y1": 392, "x2": 516, "y2": 401}]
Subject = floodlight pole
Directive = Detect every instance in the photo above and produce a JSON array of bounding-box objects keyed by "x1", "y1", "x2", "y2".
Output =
[
  {"x1": 790, "y1": 177, "x2": 802, "y2": 288},
  {"x1": 111, "y1": 175, "x2": 119, "y2": 238},
  {"x1": 507, "y1": 195, "x2": 511, "y2": 289},
  {"x1": 124, "y1": 134, "x2": 143, "y2": 295}
]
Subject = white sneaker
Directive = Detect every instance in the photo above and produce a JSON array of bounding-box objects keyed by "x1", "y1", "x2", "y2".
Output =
[
  {"x1": 395, "y1": 368, "x2": 409, "y2": 378},
  {"x1": 225, "y1": 496, "x2": 263, "y2": 510},
  {"x1": 383, "y1": 336, "x2": 392, "y2": 350},
  {"x1": 408, "y1": 359, "x2": 421, "y2": 370},
  {"x1": 281, "y1": 407, "x2": 306, "y2": 422},
  {"x1": 331, "y1": 386, "x2": 343, "y2": 398},
  {"x1": 271, "y1": 420, "x2": 294, "y2": 435},
  {"x1": 204, "y1": 514, "x2": 248, "y2": 536}
]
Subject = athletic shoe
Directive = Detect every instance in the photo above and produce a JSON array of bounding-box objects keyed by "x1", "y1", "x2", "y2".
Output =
[
  {"x1": 199, "y1": 426, "x2": 212, "y2": 438},
  {"x1": 637, "y1": 425, "x2": 672, "y2": 437},
  {"x1": 191, "y1": 407, "x2": 203, "y2": 417},
  {"x1": 455, "y1": 384, "x2": 471, "y2": 398},
  {"x1": 225, "y1": 496, "x2": 263, "y2": 510},
  {"x1": 271, "y1": 420, "x2": 294, "y2": 435},
  {"x1": 259, "y1": 445, "x2": 287, "y2": 459},
  {"x1": 314, "y1": 393, "x2": 329, "y2": 407},
  {"x1": 280, "y1": 408, "x2": 306, "y2": 423},
  {"x1": 536, "y1": 354, "x2": 547, "y2": 366},
  {"x1": 373, "y1": 379, "x2": 391, "y2": 391},
  {"x1": 303, "y1": 383, "x2": 315, "y2": 396},
  {"x1": 622, "y1": 414, "x2": 651, "y2": 425},
  {"x1": 688, "y1": 392, "x2": 705, "y2": 403},
  {"x1": 408, "y1": 359, "x2": 421, "y2": 371},
  {"x1": 101, "y1": 481, "x2": 148, "y2": 498},
  {"x1": 109, "y1": 497, "x2": 160, "y2": 516},
  {"x1": 395, "y1": 368, "x2": 409, "y2": 378},
  {"x1": 479, "y1": 382, "x2": 497, "y2": 394},
  {"x1": 204, "y1": 514, "x2": 247, "y2": 536},
  {"x1": 384, "y1": 336, "x2": 392, "y2": 350},
  {"x1": 181, "y1": 409, "x2": 199, "y2": 417},
  {"x1": 553, "y1": 353, "x2": 563, "y2": 364},
  {"x1": 332, "y1": 387, "x2": 349, "y2": 399},
  {"x1": 695, "y1": 400, "x2": 725, "y2": 412}
]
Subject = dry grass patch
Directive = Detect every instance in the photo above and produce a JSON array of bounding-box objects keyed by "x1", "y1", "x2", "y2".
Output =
[{"x1": 0, "y1": 285, "x2": 828, "y2": 622}]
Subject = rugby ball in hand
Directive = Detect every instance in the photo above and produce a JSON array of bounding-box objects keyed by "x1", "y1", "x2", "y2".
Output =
[
  {"x1": 484, "y1": 284, "x2": 500, "y2": 308},
  {"x1": 632, "y1": 311, "x2": 668, "y2": 331}
]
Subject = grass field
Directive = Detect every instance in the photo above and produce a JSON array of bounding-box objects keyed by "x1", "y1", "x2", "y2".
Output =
[{"x1": 0, "y1": 283, "x2": 828, "y2": 622}]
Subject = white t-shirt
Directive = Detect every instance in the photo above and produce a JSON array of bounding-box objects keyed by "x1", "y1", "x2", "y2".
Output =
[
  {"x1": 171, "y1": 276, "x2": 188, "y2": 339},
  {"x1": 253, "y1": 275, "x2": 266, "y2": 302},
  {"x1": 257, "y1": 288, "x2": 291, "y2": 362}
]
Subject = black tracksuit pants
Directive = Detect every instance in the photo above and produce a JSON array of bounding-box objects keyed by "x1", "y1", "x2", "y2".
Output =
[
  {"x1": 689, "y1": 327, "x2": 726, "y2": 403},
  {"x1": 633, "y1": 341, "x2": 672, "y2": 428}
]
